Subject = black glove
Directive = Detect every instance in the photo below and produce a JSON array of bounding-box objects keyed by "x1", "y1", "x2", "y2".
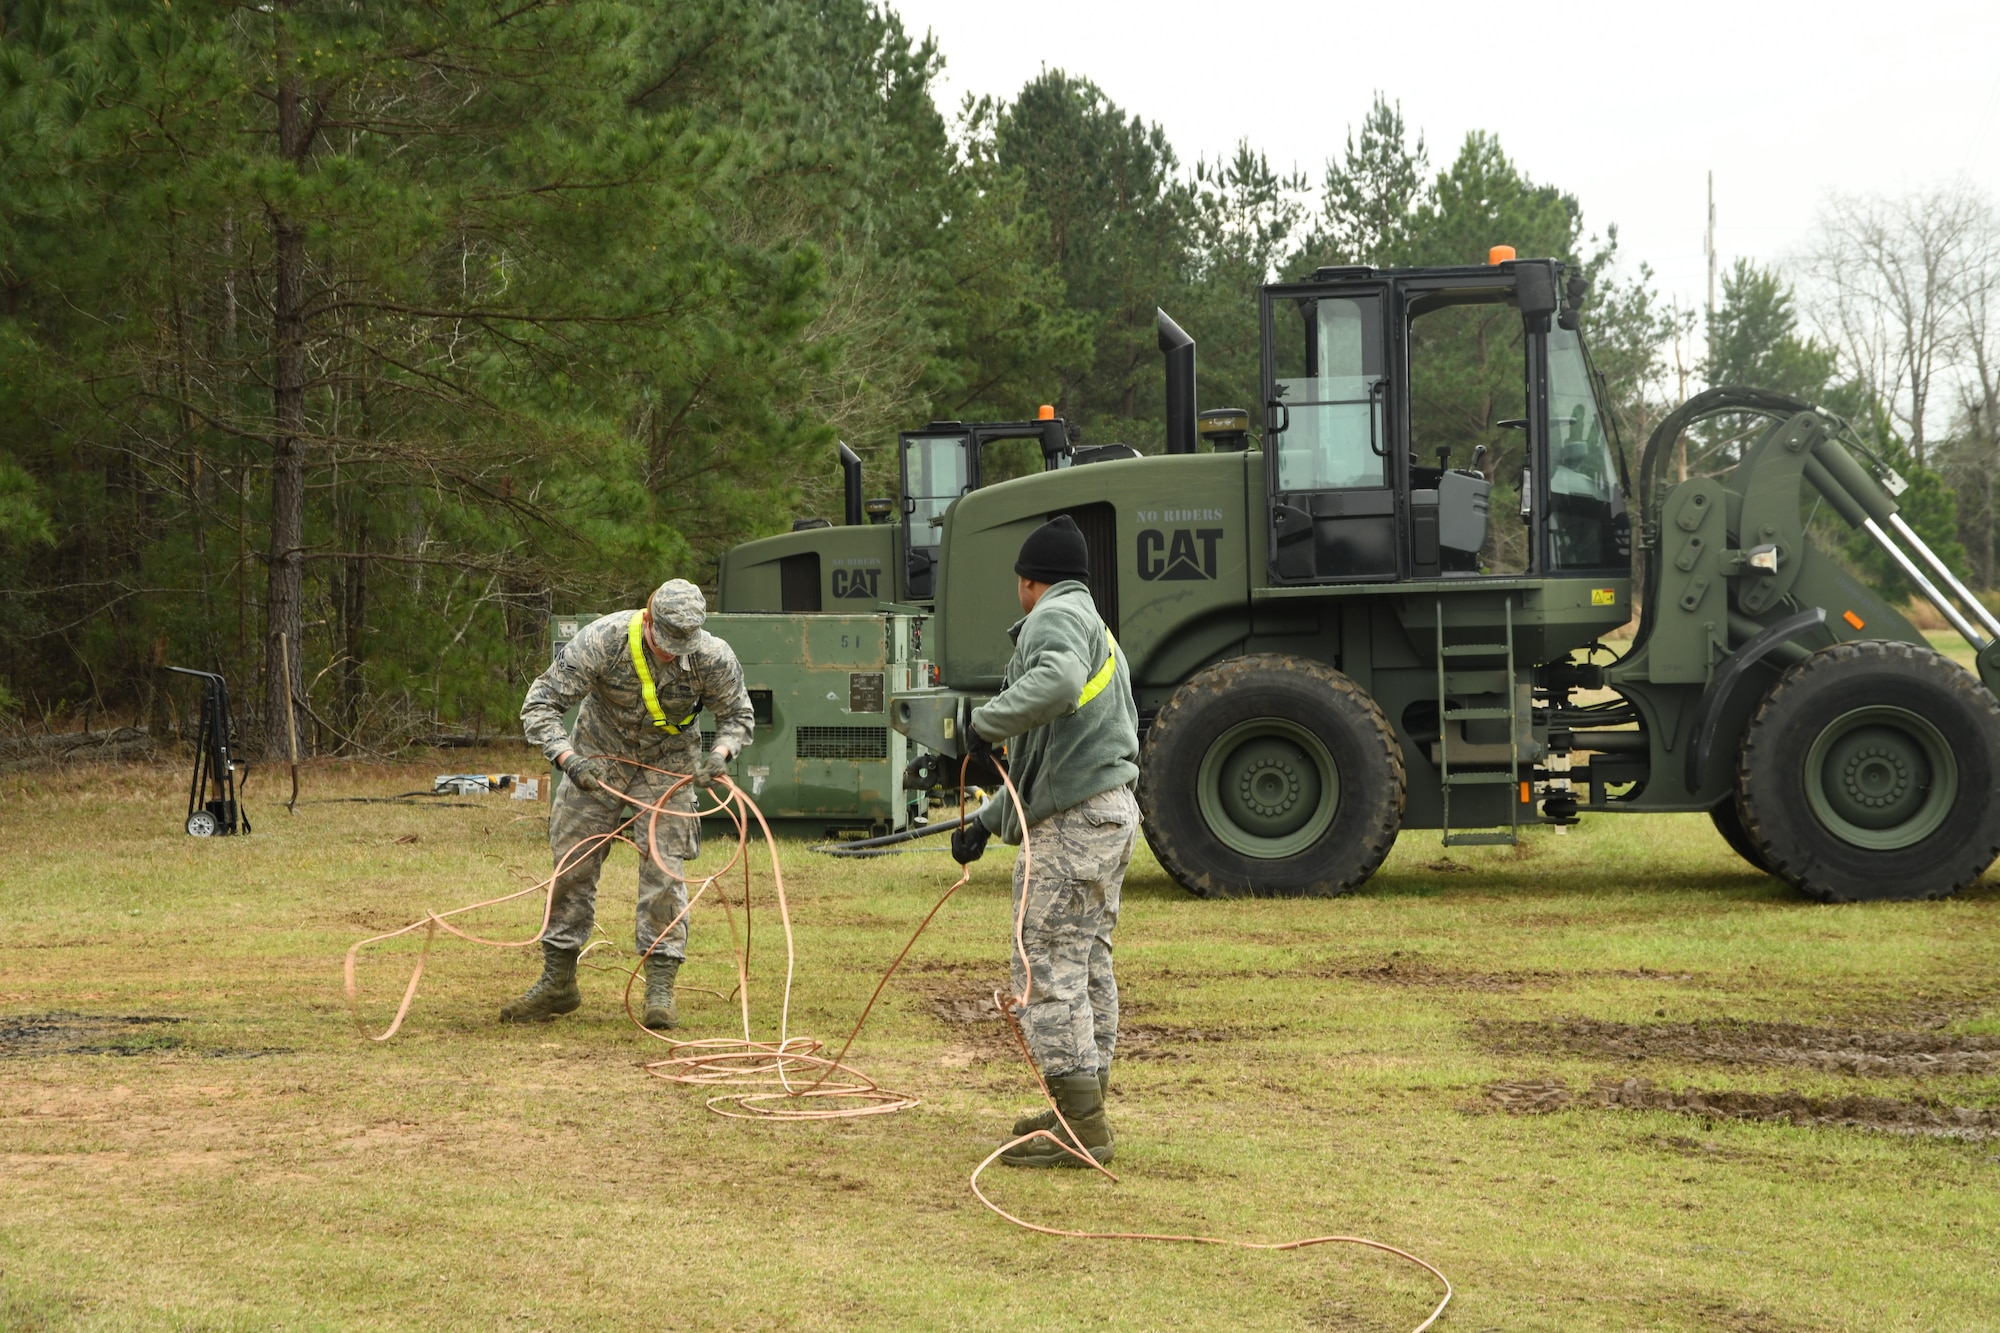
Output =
[
  {"x1": 966, "y1": 727, "x2": 996, "y2": 767},
  {"x1": 959, "y1": 698, "x2": 997, "y2": 765},
  {"x1": 694, "y1": 748, "x2": 731, "y2": 784},
  {"x1": 563, "y1": 754, "x2": 614, "y2": 793},
  {"x1": 950, "y1": 817, "x2": 991, "y2": 866}
]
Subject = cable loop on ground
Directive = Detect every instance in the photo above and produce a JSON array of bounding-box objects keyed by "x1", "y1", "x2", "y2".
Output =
[{"x1": 342, "y1": 751, "x2": 1451, "y2": 1330}]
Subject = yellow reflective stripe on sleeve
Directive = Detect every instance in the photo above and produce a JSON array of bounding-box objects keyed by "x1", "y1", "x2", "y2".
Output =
[
  {"x1": 627, "y1": 612, "x2": 698, "y2": 733},
  {"x1": 1077, "y1": 627, "x2": 1119, "y2": 708}
]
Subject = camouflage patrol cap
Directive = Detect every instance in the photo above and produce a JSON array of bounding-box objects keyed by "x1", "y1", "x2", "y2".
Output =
[{"x1": 646, "y1": 579, "x2": 707, "y2": 655}]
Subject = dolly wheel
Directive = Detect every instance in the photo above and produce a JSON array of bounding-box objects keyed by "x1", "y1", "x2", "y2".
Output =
[
  {"x1": 1138, "y1": 655, "x2": 1404, "y2": 898},
  {"x1": 1738, "y1": 640, "x2": 2000, "y2": 902}
]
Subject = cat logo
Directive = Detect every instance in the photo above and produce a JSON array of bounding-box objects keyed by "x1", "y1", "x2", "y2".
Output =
[
  {"x1": 1137, "y1": 528, "x2": 1223, "y2": 581},
  {"x1": 831, "y1": 567, "x2": 881, "y2": 599}
]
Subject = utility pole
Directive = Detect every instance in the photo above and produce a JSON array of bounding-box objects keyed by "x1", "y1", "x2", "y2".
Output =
[
  {"x1": 1704, "y1": 171, "x2": 1716, "y2": 335},
  {"x1": 1686, "y1": 171, "x2": 1717, "y2": 483}
]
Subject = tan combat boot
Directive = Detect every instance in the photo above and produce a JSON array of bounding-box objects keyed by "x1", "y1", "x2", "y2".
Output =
[
  {"x1": 641, "y1": 955, "x2": 680, "y2": 1030},
  {"x1": 499, "y1": 944, "x2": 582, "y2": 1023},
  {"x1": 1010, "y1": 1064, "x2": 1110, "y2": 1137},
  {"x1": 999, "y1": 1072, "x2": 1114, "y2": 1168}
]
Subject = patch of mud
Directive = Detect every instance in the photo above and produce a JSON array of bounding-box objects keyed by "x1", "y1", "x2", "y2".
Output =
[
  {"x1": 1685, "y1": 1301, "x2": 1819, "y2": 1333},
  {"x1": 0, "y1": 1012, "x2": 183, "y2": 1057},
  {"x1": 917, "y1": 981, "x2": 1014, "y2": 1060},
  {"x1": 1483, "y1": 1076, "x2": 2000, "y2": 1140},
  {"x1": 902, "y1": 959, "x2": 985, "y2": 976},
  {"x1": 1477, "y1": 1017, "x2": 2000, "y2": 1077},
  {"x1": 1266, "y1": 958, "x2": 1699, "y2": 992},
  {"x1": 916, "y1": 982, "x2": 1241, "y2": 1062},
  {"x1": 922, "y1": 985, "x2": 1008, "y2": 1027},
  {"x1": 0, "y1": 1012, "x2": 282, "y2": 1059},
  {"x1": 1328, "y1": 956, "x2": 1560, "y2": 984},
  {"x1": 1117, "y1": 1023, "x2": 1236, "y2": 1062}
]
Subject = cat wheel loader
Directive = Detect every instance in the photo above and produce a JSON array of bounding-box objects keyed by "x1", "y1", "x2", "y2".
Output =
[{"x1": 725, "y1": 254, "x2": 2000, "y2": 901}]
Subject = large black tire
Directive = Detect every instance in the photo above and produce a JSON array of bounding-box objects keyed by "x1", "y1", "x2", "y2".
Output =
[
  {"x1": 1737, "y1": 640, "x2": 2000, "y2": 902},
  {"x1": 1709, "y1": 797, "x2": 1776, "y2": 874},
  {"x1": 1137, "y1": 655, "x2": 1404, "y2": 898}
]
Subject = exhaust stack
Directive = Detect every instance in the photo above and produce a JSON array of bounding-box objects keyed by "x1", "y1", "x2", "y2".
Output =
[
  {"x1": 838, "y1": 441, "x2": 863, "y2": 526},
  {"x1": 1158, "y1": 309, "x2": 1197, "y2": 455}
]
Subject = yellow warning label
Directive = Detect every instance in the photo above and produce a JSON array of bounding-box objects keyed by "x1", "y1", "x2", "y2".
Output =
[{"x1": 1591, "y1": 588, "x2": 1616, "y2": 606}]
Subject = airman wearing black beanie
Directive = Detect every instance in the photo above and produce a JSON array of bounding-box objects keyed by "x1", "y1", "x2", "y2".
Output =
[
  {"x1": 1014, "y1": 514, "x2": 1090, "y2": 584},
  {"x1": 950, "y1": 507, "x2": 1138, "y2": 1171}
]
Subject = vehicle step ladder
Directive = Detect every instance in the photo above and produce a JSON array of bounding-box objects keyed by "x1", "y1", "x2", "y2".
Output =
[{"x1": 1436, "y1": 597, "x2": 1522, "y2": 848}]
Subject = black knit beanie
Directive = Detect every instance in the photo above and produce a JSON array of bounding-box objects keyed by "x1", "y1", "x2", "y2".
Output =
[{"x1": 1014, "y1": 515, "x2": 1090, "y2": 583}]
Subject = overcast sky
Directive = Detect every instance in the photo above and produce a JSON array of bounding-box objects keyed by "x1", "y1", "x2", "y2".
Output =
[{"x1": 889, "y1": 0, "x2": 2000, "y2": 321}]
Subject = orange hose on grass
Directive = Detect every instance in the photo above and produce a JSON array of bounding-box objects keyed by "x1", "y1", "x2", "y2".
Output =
[{"x1": 344, "y1": 753, "x2": 1452, "y2": 1329}]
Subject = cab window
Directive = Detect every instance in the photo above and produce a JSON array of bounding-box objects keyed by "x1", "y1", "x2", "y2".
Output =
[
  {"x1": 1407, "y1": 294, "x2": 1529, "y2": 575},
  {"x1": 903, "y1": 435, "x2": 971, "y2": 537},
  {"x1": 1271, "y1": 295, "x2": 1385, "y2": 491},
  {"x1": 1546, "y1": 327, "x2": 1625, "y2": 570}
]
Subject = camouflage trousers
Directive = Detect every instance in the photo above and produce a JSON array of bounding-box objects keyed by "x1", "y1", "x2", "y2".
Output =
[
  {"x1": 1008, "y1": 786, "x2": 1139, "y2": 1080},
  {"x1": 544, "y1": 761, "x2": 701, "y2": 960}
]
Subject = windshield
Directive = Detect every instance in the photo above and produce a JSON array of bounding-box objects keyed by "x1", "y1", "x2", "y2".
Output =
[
  {"x1": 903, "y1": 435, "x2": 972, "y2": 536},
  {"x1": 1272, "y1": 295, "x2": 1385, "y2": 490},
  {"x1": 1545, "y1": 328, "x2": 1626, "y2": 570}
]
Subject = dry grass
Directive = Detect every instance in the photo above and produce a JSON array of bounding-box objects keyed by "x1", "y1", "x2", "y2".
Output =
[{"x1": 1, "y1": 752, "x2": 1996, "y2": 1331}]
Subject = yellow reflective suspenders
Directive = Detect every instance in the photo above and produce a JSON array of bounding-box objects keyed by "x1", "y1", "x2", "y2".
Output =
[
  {"x1": 1076, "y1": 627, "x2": 1119, "y2": 709},
  {"x1": 627, "y1": 612, "x2": 698, "y2": 733}
]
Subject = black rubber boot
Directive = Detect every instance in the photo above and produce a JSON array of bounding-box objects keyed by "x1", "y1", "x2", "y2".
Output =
[
  {"x1": 999, "y1": 1072, "x2": 1114, "y2": 1168},
  {"x1": 1011, "y1": 1064, "x2": 1109, "y2": 1137},
  {"x1": 499, "y1": 944, "x2": 582, "y2": 1023},
  {"x1": 641, "y1": 955, "x2": 680, "y2": 1030}
]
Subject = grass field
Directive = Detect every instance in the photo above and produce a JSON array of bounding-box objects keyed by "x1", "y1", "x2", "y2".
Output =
[{"x1": 2, "y1": 751, "x2": 1997, "y2": 1331}]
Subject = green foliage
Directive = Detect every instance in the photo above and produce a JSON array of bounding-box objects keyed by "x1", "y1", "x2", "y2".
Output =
[
  {"x1": 1297, "y1": 94, "x2": 1428, "y2": 270},
  {"x1": 1703, "y1": 260, "x2": 1842, "y2": 400},
  {"x1": 1692, "y1": 263, "x2": 1967, "y2": 600},
  {"x1": 4, "y1": 18, "x2": 1717, "y2": 738},
  {"x1": 994, "y1": 70, "x2": 1192, "y2": 447},
  {"x1": 0, "y1": 0, "x2": 973, "y2": 741},
  {"x1": 1836, "y1": 432, "x2": 1968, "y2": 603}
]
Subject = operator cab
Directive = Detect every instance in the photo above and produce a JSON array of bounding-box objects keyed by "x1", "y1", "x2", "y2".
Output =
[
  {"x1": 1261, "y1": 257, "x2": 1628, "y2": 585},
  {"x1": 901, "y1": 416, "x2": 1074, "y2": 597}
]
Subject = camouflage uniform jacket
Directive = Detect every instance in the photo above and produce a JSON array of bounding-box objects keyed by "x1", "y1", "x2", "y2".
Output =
[{"x1": 521, "y1": 610, "x2": 755, "y2": 769}]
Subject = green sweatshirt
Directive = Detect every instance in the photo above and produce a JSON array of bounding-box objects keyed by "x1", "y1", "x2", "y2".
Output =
[{"x1": 970, "y1": 580, "x2": 1139, "y2": 844}]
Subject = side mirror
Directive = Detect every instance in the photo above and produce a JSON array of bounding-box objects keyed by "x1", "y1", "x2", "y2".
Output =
[{"x1": 1516, "y1": 261, "x2": 1558, "y2": 320}]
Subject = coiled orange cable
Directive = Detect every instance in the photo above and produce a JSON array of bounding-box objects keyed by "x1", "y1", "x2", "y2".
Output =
[{"x1": 345, "y1": 754, "x2": 1451, "y2": 1330}]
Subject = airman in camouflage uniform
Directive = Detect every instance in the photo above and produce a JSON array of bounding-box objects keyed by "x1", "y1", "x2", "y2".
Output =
[
  {"x1": 950, "y1": 516, "x2": 1140, "y2": 1168},
  {"x1": 1006, "y1": 786, "x2": 1139, "y2": 1098},
  {"x1": 509, "y1": 579, "x2": 755, "y2": 1030}
]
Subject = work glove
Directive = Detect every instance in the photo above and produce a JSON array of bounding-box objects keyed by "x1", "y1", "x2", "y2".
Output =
[
  {"x1": 950, "y1": 817, "x2": 991, "y2": 866},
  {"x1": 958, "y1": 698, "x2": 998, "y2": 766},
  {"x1": 563, "y1": 754, "x2": 614, "y2": 793},
  {"x1": 694, "y1": 748, "x2": 731, "y2": 785}
]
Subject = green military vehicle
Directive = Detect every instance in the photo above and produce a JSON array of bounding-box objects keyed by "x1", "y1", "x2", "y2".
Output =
[
  {"x1": 718, "y1": 415, "x2": 1100, "y2": 613},
  {"x1": 725, "y1": 258, "x2": 2000, "y2": 901},
  {"x1": 699, "y1": 417, "x2": 1109, "y2": 834}
]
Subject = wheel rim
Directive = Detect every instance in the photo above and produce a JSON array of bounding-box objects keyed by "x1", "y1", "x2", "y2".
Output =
[
  {"x1": 1195, "y1": 718, "x2": 1339, "y2": 858},
  {"x1": 1802, "y1": 705, "x2": 1957, "y2": 851}
]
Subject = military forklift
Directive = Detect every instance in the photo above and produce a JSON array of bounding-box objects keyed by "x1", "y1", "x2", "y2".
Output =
[
  {"x1": 876, "y1": 254, "x2": 2000, "y2": 903},
  {"x1": 695, "y1": 416, "x2": 1131, "y2": 834},
  {"x1": 716, "y1": 414, "x2": 1126, "y2": 612}
]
